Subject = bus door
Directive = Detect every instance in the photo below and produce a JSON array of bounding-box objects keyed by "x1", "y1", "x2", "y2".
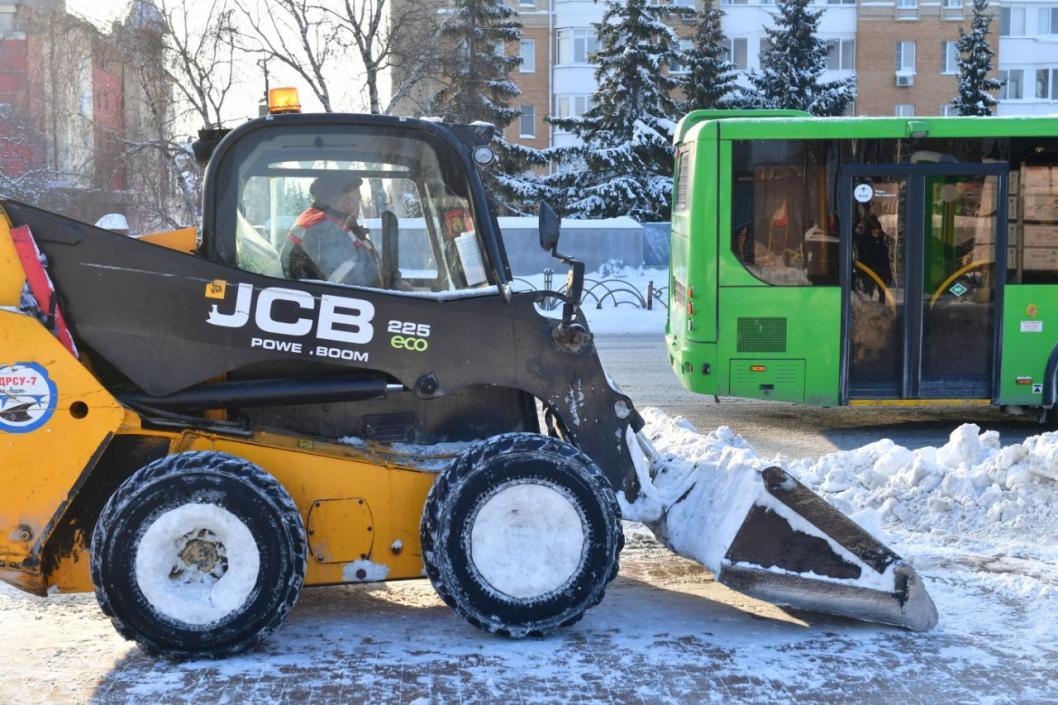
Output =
[{"x1": 840, "y1": 165, "x2": 1007, "y2": 402}]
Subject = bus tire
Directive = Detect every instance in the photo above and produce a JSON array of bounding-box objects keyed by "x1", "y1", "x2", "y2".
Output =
[
  {"x1": 420, "y1": 433, "x2": 622, "y2": 638},
  {"x1": 90, "y1": 451, "x2": 306, "y2": 660}
]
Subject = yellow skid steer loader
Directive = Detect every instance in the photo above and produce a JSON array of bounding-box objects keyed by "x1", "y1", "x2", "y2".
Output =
[{"x1": 0, "y1": 93, "x2": 936, "y2": 659}]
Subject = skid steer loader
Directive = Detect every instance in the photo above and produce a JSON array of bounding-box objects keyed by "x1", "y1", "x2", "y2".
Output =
[{"x1": 0, "y1": 91, "x2": 937, "y2": 659}]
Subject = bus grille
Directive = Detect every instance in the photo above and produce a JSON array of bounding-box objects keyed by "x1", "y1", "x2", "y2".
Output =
[{"x1": 737, "y1": 317, "x2": 787, "y2": 353}]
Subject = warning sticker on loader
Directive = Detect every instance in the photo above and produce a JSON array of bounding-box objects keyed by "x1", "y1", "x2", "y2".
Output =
[{"x1": 0, "y1": 362, "x2": 57, "y2": 433}]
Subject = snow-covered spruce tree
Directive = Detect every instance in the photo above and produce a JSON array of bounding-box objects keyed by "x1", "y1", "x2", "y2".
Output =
[
  {"x1": 543, "y1": 0, "x2": 693, "y2": 221},
  {"x1": 430, "y1": 0, "x2": 544, "y2": 213},
  {"x1": 742, "y1": 0, "x2": 854, "y2": 116},
  {"x1": 683, "y1": 2, "x2": 738, "y2": 111},
  {"x1": 951, "y1": 0, "x2": 1003, "y2": 116}
]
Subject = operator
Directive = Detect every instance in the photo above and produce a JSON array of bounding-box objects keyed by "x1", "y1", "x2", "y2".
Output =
[{"x1": 281, "y1": 173, "x2": 383, "y2": 287}]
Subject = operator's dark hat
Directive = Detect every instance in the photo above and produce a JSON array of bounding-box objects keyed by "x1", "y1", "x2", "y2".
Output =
[{"x1": 311, "y1": 173, "x2": 363, "y2": 201}]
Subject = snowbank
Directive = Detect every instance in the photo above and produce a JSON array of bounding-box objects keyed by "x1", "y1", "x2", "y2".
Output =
[
  {"x1": 790, "y1": 423, "x2": 1058, "y2": 545},
  {"x1": 639, "y1": 406, "x2": 1058, "y2": 561}
]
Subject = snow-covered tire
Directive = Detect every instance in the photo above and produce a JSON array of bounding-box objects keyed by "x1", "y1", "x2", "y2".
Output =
[
  {"x1": 421, "y1": 433, "x2": 622, "y2": 638},
  {"x1": 90, "y1": 451, "x2": 307, "y2": 660}
]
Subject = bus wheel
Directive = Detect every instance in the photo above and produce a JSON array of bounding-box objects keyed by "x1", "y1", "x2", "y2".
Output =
[
  {"x1": 90, "y1": 451, "x2": 306, "y2": 660},
  {"x1": 420, "y1": 433, "x2": 622, "y2": 638}
]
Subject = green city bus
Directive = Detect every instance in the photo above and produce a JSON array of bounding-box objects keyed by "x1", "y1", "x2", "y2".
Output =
[{"x1": 667, "y1": 111, "x2": 1058, "y2": 419}]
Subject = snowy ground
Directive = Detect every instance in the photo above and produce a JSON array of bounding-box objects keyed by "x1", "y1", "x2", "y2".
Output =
[{"x1": 2, "y1": 410, "x2": 1056, "y2": 704}]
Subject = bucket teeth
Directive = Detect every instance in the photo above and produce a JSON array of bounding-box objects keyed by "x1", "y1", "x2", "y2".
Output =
[{"x1": 718, "y1": 560, "x2": 938, "y2": 632}]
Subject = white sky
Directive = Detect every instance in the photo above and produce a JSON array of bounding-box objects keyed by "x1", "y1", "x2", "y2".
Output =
[{"x1": 66, "y1": 0, "x2": 370, "y2": 131}]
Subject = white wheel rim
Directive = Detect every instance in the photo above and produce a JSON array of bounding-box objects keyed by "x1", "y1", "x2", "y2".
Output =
[
  {"x1": 470, "y1": 482, "x2": 586, "y2": 600},
  {"x1": 135, "y1": 503, "x2": 261, "y2": 627}
]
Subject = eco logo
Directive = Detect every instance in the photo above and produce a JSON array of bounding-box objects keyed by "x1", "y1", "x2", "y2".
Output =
[{"x1": 0, "y1": 362, "x2": 58, "y2": 434}]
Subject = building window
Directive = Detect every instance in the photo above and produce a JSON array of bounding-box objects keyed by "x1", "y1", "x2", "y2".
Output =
[
  {"x1": 825, "y1": 0, "x2": 856, "y2": 4},
  {"x1": 941, "y1": 41, "x2": 958, "y2": 74},
  {"x1": 999, "y1": 69, "x2": 1024, "y2": 99},
  {"x1": 1000, "y1": 7, "x2": 1026, "y2": 36},
  {"x1": 519, "y1": 105, "x2": 536, "y2": 138},
  {"x1": 1039, "y1": 7, "x2": 1058, "y2": 35},
  {"x1": 671, "y1": 39, "x2": 693, "y2": 73},
  {"x1": 895, "y1": 104, "x2": 915, "y2": 116},
  {"x1": 672, "y1": 0, "x2": 696, "y2": 7},
  {"x1": 721, "y1": 37, "x2": 748, "y2": 70},
  {"x1": 897, "y1": 0, "x2": 917, "y2": 8},
  {"x1": 942, "y1": 104, "x2": 959, "y2": 116},
  {"x1": 556, "y1": 95, "x2": 594, "y2": 120},
  {"x1": 942, "y1": 0, "x2": 962, "y2": 7},
  {"x1": 1036, "y1": 68, "x2": 1058, "y2": 100},
  {"x1": 520, "y1": 39, "x2": 535, "y2": 73},
  {"x1": 825, "y1": 39, "x2": 855, "y2": 70},
  {"x1": 519, "y1": 0, "x2": 535, "y2": 6},
  {"x1": 896, "y1": 41, "x2": 916, "y2": 74},
  {"x1": 556, "y1": 28, "x2": 598, "y2": 65},
  {"x1": 720, "y1": 0, "x2": 749, "y2": 4}
]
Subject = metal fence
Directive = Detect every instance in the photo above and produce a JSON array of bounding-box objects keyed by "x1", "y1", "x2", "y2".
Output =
[{"x1": 511, "y1": 269, "x2": 668, "y2": 311}]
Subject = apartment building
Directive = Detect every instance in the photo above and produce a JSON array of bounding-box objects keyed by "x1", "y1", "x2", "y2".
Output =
[
  {"x1": 857, "y1": 0, "x2": 998, "y2": 117},
  {"x1": 406, "y1": 0, "x2": 1053, "y2": 155},
  {"x1": 996, "y1": 1, "x2": 1058, "y2": 114}
]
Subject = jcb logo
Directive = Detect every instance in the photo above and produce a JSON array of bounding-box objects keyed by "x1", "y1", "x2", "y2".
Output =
[
  {"x1": 206, "y1": 282, "x2": 374, "y2": 344},
  {"x1": 391, "y1": 335, "x2": 428, "y2": 352}
]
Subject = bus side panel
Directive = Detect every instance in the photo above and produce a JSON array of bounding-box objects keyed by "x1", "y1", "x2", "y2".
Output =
[
  {"x1": 669, "y1": 124, "x2": 719, "y2": 395},
  {"x1": 998, "y1": 285, "x2": 1057, "y2": 405},
  {"x1": 717, "y1": 286, "x2": 842, "y2": 406}
]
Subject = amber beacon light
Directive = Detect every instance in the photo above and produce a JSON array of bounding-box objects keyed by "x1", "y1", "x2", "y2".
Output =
[{"x1": 268, "y1": 87, "x2": 302, "y2": 115}]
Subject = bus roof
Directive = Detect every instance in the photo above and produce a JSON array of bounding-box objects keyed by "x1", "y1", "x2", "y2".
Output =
[{"x1": 675, "y1": 111, "x2": 1058, "y2": 145}]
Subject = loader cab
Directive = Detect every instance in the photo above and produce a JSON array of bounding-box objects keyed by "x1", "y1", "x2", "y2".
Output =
[{"x1": 199, "y1": 112, "x2": 511, "y2": 294}]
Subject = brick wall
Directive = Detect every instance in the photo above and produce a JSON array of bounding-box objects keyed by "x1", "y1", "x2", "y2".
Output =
[{"x1": 856, "y1": 4, "x2": 1000, "y2": 116}]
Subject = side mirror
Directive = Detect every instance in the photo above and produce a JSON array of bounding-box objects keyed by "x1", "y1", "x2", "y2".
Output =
[{"x1": 539, "y1": 202, "x2": 561, "y2": 253}]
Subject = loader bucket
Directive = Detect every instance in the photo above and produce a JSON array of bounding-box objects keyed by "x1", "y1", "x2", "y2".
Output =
[
  {"x1": 714, "y1": 467, "x2": 938, "y2": 631},
  {"x1": 626, "y1": 430, "x2": 938, "y2": 632}
]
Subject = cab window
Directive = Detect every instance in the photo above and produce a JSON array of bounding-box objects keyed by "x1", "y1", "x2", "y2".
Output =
[{"x1": 222, "y1": 125, "x2": 493, "y2": 293}]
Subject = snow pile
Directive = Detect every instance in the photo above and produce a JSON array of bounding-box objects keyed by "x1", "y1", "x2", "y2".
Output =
[
  {"x1": 637, "y1": 407, "x2": 1058, "y2": 549},
  {"x1": 623, "y1": 412, "x2": 770, "y2": 574},
  {"x1": 790, "y1": 424, "x2": 1058, "y2": 544}
]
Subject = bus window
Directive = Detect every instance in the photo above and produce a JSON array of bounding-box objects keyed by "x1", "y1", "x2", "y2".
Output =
[
  {"x1": 732, "y1": 140, "x2": 839, "y2": 286},
  {"x1": 1009, "y1": 164, "x2": 1058, "y2": 284}
]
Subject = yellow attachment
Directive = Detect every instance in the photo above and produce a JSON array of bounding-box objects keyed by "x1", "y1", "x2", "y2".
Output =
[
  {"x1": 0, "y1": 205, "x2": 23, "y2": 307},
  {"x1": 0, "y1": 312, "x2": 125, "y2": 595},
  {"x1": 268, "y1": 86, "x2": 301, "y2": 115},
  {"x1": 47, "y1": 425, "x2": 439, "y2": 593},
  {"x1": 138, "y1": 227, "x2": 198, "y2": 254}
]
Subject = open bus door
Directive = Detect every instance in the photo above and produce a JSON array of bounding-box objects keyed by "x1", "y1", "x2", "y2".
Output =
[{"x1": 840, "y1": 164, "x2": 1007, "y2": 403}]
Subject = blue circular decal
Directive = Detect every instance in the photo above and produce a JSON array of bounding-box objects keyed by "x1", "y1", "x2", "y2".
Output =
[{"x1": 0, "y1": 362, "x2": 58, "y2": 434}]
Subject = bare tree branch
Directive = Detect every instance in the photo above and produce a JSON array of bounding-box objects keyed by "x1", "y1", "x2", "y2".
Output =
[{"x1": 231, "y1": 0, "x2": 339, "y2": 112}]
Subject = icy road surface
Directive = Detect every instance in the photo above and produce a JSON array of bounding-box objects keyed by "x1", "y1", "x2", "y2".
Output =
[
  {"x1": 0, "y1": 530, "x2": 1054, "y2": 705},
  {"x1": 2, "y1": 411, "x2": 1057, "y2": 704}
]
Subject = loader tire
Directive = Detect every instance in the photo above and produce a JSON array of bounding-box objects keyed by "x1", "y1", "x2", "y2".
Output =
[
  {"x1": 421, "y1": 433, "x2": 622, "y2": 638},
  {"x1": 90, "y1": 451, "x2": 307, "y2": 660}
]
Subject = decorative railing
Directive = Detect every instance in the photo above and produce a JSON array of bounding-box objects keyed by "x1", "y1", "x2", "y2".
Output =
[{"x1": 511, "y1": 269, "x2": 668, "y2": 311}]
